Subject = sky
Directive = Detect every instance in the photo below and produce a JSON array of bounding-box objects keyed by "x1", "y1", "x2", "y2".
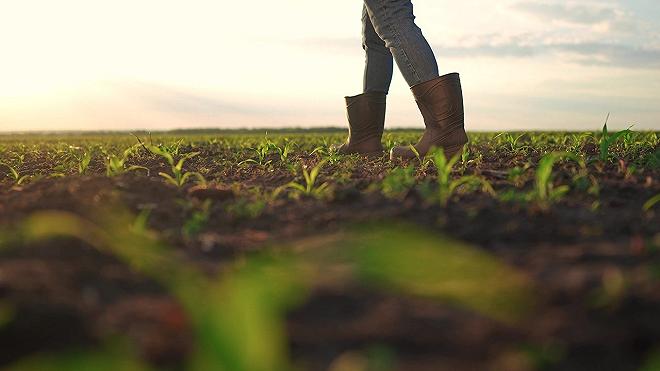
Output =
[{"x1": 0, "y1": 0, "x2": 659, "y2": 132}]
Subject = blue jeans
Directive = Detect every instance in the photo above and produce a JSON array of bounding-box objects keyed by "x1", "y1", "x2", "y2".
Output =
[{"x1": 362, "y1": 0, "x2": 439, "y2": 94}]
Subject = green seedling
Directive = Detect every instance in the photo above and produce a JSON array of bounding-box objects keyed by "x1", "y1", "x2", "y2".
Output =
[
  {"x1": 383, "y1": 133, "x2": 396, "y2": 152},
  {"x1": 149, "y1": 146, "x2": 206, "y2": 188},
  {"x1": 0, "y1": 163, "x2": 30, "y2": 185},
  {"x1": 507, "y1": 164, "x2": 530, "y2": 188},
  {"x1": 644, "y1": 147, "x2": 660, "y2": 169},
  {"x1": 460, "y1": 145, "x2": 471, "y2": 168},
  {"x1": 494, "y1": 132, "x2": 527, "y2": 152},
  {"x1": 282, "y1": 160, "x2": 331, "y2": 199},
  {"x1": 409, "y1": 144, "x2": 422, "y2": 163},
  {"x1": 535, "y1": 153, "x2": 570, "y2": 204},
  {"x1": 239, "y1": 138, "x2": 274, "y2": 167},
  {"x1": 643, "y1": 193, "x2": 660, "y2": 212},
  {"x1": 534, "y1": 151, "x2": 586, "y2": 208},
  {"x1": 226, "y1": 198, "x2": 266, "y2": 219},
  {"x1": 105, "y1": 145, "x2": 148, "y2": 177},
  {"x1": 429, "y1": 148, "x2": 494, "y2": 206},
  {"x1": 273, "y1": 139, "x2": 295, "y2": 164},
  {"x1": 599, "y1": 116, "x2": 633, "y2": 162},
  {"x1": 568, "y1": 132, "x2": 593, "y2": 153},
  {"x1": 381, "y1": 165, "x2": 416, "y2": 199},
  {"x1": 311, "y1": 145, "x2": 342, "y2": 165},
  {"x1": 160, "y1": 138, "x2": 185, "y2": 157},
  {"x1": 500, "y1": 152, "x2": 592, "y2": 207},
  {"x1": 75, "y1": 151, "x2": 92, "y2": 175},
  {"x1": 183, "y1": 200, "x2": 212, "y2": 238},
  {"x1": 131, "y1": 207, "x2": 153, "y2": 235}
]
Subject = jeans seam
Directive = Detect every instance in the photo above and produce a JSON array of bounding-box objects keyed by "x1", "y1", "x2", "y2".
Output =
[
  {"x1": 381, "y1": 3, "x2": 421, "y2": 85},
  {"x1": 363, "y1": 4, "x2": 393, "y2": 93}
]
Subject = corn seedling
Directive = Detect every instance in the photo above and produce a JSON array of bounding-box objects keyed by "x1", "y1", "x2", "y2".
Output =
[
  {"x1": 460, "y1": 145, "x2": 471, "y2": 170},
  {"x1": 507, "y1": 164, "x2": 531, "y2": 188},
  {"x1": 274, "y1": 139, "x2": 295, "y2": 164},
  {"x1": 599, "y1": 117, "x2": 632, "y2": 162},
  {"x1": 183, "y1": 199, "x2": 212, "y2": 237},
  {"x1": 160, "y1": 138, "x2": 186, "y2": 157},
  {"x1": 409, "y1": 144, "x2": 423, "y2": 163},
  {"x1": 643, "y1": 193, "x2": 660, "y2": 212},
  {"x1": 569, "y1": 132, "x2": 593, "y2": 153},
  {"x1": 282, "y1": 160, "x2": 331, "y2": 199},
  {"x1": 0, "y1": 162, "x2": 30, "y2": 185},
  {"x1": 381, "y1": 165, "x2": 416, "y2": 199},
  {"x1": 105, "y1": 145, "x2": 148, "y2": 177},
  {"x1": 239, "y1": 137, "x2": 274, "y2": 167},
  {"x1": 226, "y1": 198, "x2": 266, "y2": 219},
  {"x1": 76, "y1": 151, "x2": 92, "y2": 174},
  {"x1": 131, "y1": 207, "x2": 154, "y2": 235},
  {"x1": 534, "y1": 151, "x2": 585, "y2": 208},
  {"x1": 311, "y1": 145, "x2": 342, "y2": 165},
  {"x1": 430, "y1": 149, "x2": 494, "y2": 206},
  {"x1": 148, "y1": 146, "x2": 206, "y2": 188},
  {"x1": 495, "y1": 132, "x2": 528, "y2": 152},
  {"x1": 383, "y1": 133, "x2": 396, "y2": 152}
]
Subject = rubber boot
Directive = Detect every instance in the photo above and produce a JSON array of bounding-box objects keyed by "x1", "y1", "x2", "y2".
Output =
[
  {"x1": 336, "y1": 92, "x2": 387, "y2": 155},
  {"x1": 390, "y1": 73, "x2": 467, "y2": 160}
]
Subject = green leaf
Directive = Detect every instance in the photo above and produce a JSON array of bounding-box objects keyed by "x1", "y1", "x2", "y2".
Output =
[
  {"x1": 343, "y1": 224, "x2": 534, "y2": 323},
  {"x1": 158, "y1": 172, "x2": 178, "y2": 186},
  {"x1": 643, "y1": 193, "x2": 660, "y2": 212},
  {"x1": 285, "y1": 182, "x2": 306, "y2": 193},
  {"x1": 148, "y1": 145, "x2": 174, "y2": 167}
]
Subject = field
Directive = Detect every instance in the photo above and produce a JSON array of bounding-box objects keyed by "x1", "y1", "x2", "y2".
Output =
[{"x1": 0, "y1": 129, "x2": 659, "y2": 371}]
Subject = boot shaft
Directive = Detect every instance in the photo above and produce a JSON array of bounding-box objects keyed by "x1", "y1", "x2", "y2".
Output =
[
  {"x1": 344, "y1": 92, "x2": 387, "y2": 141},
  {"x1": 389, "y1": 73, "x2": 467, "y2": 160},
  {"x1": 411, "y1": 73, "x2": 464, "y2": 131}
]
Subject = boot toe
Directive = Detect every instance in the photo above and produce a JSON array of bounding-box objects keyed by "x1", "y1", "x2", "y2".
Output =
[
  {"x1": 389, "y1": 145, "x2": 418, "y2": 161},
  {"x1": 331, "y1": 142, "x2": 354, "y2": 155}
]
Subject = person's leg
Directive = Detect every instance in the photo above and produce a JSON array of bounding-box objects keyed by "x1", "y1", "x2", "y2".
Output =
[
  {"x1": 362, "y1": 4, "x2": 394, "y2": 94},
  {"x1": 364, "y1": 0, "x2": 467, "y2": 160},
  {"x1": 363, "y1": 0, "x2": 439, "y2": 88},
  {"x1": 335, "y1": 4, "x2": 389, "y2": 155}
]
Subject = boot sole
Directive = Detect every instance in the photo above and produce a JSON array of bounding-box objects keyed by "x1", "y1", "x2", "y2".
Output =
[
  {"x1": 389, "y1": 143, "x2": 465, "y2": 162},
  {"x1": 443, "y1": 143, "x2": 466, "y2": 160},
  {"x1": 351, "y1": 150, "x2": 385, "y2": 158}
]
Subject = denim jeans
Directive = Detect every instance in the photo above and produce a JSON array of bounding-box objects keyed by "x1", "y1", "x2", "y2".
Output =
[{"x1": 362, "y1": 0, "x2": 439, "y2": 94}]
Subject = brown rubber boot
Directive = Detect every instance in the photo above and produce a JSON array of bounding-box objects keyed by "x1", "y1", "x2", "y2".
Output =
[
  {"x1": 390, "y1": 73, "x2": 468, "y2": 161},
  {"x1": 336, "y1": 92, "x2": 387, "y2": 155}
]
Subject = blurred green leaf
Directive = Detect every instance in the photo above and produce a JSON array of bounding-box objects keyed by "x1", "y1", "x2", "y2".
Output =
[
  {"x1": 640, "y1": 348, "x2": 660, "y2": 371},
  {"x1": 18, "y1": 210, "x2": 306, "y2": 371},
  {"x1": 4, "y1": 346, "x2": 150, "y2": 371},
  {"x1": 337, "y1": 224, "x2": 534, "y2": 323},
  {"x1": 9, "y1": 210, "x2": 534, "y2": 370}
]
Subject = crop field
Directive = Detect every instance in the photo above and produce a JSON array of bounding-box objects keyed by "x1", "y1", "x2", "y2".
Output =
[{"x1": 0, "y1": 128, "x2": 659, "y2": 370}]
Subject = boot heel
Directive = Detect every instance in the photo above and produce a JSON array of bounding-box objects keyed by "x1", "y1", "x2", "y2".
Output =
[{"x1": 443, "y1": 143, "x2": 465, "y2": 160}]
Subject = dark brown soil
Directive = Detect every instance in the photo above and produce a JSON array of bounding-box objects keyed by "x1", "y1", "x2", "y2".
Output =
[{"x1": 0, "y1": 152, "x2": 659, "y2": 370}]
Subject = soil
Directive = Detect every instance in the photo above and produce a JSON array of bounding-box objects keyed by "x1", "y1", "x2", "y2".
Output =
[{"x1": 0, "y1": 148, "x2": 659, "y2": 371}]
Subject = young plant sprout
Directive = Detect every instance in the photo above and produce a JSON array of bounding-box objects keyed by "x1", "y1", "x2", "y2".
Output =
[
  {"x1": 148, "y1": 146, "x2": 206, "y2": 188},
  {"x1": 282, "y1": 160, "x2": 331, "y2": 199},
  {"x1": 76, "y1": 151, "x2": 93, "y2": 175},
  {"x1": 0, "y1": 162, "x2": 30, "y2": 185},
  {"x1": 599, "y1": 116, "x2": 633, "y2": 162},
  {"x1": 104, "y1": 145, "x2": 149, "y2": 177},
  {"x1": 429, "y1": 148, "x2": 494, "y2": 206},
  {"x1": 533, "y1": 151, "x2": 587, "y2": 209},
  {"x1": 239, "y1": 135, "x2": 275, "y2": 167}
]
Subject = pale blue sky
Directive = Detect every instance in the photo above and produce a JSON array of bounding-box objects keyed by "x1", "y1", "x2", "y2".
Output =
[{"x1": 0, "y1": 0, "x2": 658, "y2": 132}]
